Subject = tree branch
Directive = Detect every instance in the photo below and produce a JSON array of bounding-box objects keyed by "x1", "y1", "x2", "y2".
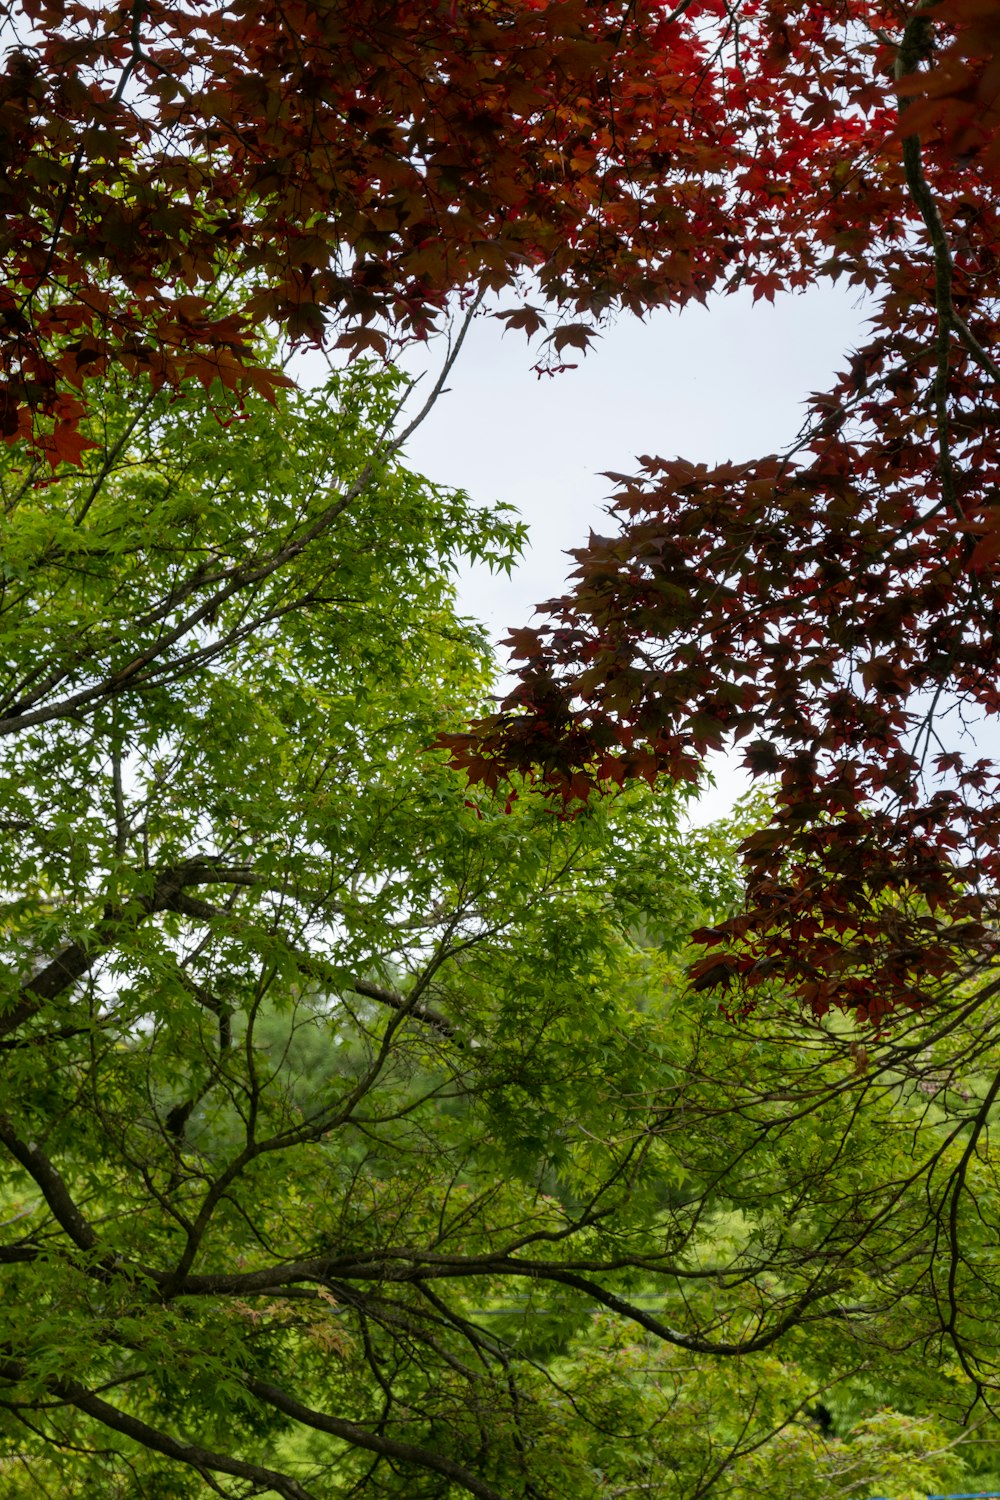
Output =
[
  {"x1": 1, "y1": 860, "x2": 258, "y2": 1039},
  {"x1": 243, "y1": 1374, "x2": 505, "y2": 1500},
  {"x1": 895, "y1": 1, "x2": 959, "y2": 510},
  {"x1": 342, "y1": 977, "x2": 457, "y2": 1042},
  {"x1": 0, "y1": 1360, "x2": 316, "y2": 1500},
  {"x1": 0, "y1": 1119, "x2": 96, "y2": 1252}
]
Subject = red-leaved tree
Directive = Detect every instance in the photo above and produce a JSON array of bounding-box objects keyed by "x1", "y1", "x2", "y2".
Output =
[
  {"x1": 441, "y1": 0, "x2": 1000, "y2": 1022},
  {"x1": 3, "y1": 0, "x2": 765, "y2": 462}
]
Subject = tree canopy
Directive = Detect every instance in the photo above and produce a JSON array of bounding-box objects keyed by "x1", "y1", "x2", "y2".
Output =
[
  {"x1": 4, "y1": 0, "x2": 1000, "y2": 1016},
  {"x1": 0, "y1": 365, "x2": 997, "y2": 1498},
  {"x1": 3, "y1": 0, "x2": 995, "y2": 435},
  {"x1": 4, "y1": 0, "x2": 1000, "y2": 1493}
]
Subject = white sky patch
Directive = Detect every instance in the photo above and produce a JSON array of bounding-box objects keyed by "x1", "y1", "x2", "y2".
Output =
[{"x1": 392, "y1": 283, "x2": 869, "y2": 823}]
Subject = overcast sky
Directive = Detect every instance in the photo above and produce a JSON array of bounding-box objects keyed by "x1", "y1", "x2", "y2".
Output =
[{"x1": 392, "y1": 282, "x2": 869, "y2": 821}]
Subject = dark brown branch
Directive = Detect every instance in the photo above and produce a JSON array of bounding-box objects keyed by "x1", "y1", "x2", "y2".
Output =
[
  {"x1": 0, "y1": 1246, "x2": 38, "y2": 1265},
  {"x1": 0, "y1": 1360, "x2": 315, "y2": 1500},
  {"x1": 942, "y1": 1064, "x2": 1000, "y2": 1357},
  {"x1": 345, "y1": 978, "x2": 457, "y2": 1042},
  {"x1": 0, "y1": 1119, "x2": 96, "y2": 1251},
  {"x1": 152, "y1": 1245, "x2": 834, "y2": 1367},
  {"x1": 243, "y1": 1375, "x2": 505, "y2": 1500},
  {"x1": 4, "y1": 849, "x2": 455, "y2": 1053},
  {"x1": 1, "y1": 859, "x2": 258, "y2": 1039}
]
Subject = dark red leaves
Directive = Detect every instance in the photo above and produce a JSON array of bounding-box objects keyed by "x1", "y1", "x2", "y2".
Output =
[
  {"x1": 440, "y1": 1, "x2": 1000, "y2": 1022},
  {"x1": 0, "y1": 0, "x2": 760, "y2": 450},
  {"x1": 3, "y1": 0, "x2": 970, "y2": 460},
  {"x1": 449, "y1": 179, "x2": 1000, "y2": 1015},
  {"x1": 897, "y1": 0, "x2": 1000, "y2": 177}
]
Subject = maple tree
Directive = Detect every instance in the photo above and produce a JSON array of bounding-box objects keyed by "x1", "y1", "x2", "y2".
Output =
[
  {"x1": 0, "y1": 368, "x2": 993, "y2": 1500},
  {"x1": 7, "y1": 0, "x2": 1000, "y2": 1008},
  {"x1": 437, "y1": 0, "x2": 1000, "y2": 1024},
  {"x1": 1, "y1": 0, "x2": 755, "y2": 463}
]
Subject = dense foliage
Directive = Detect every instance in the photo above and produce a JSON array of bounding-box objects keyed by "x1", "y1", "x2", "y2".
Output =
[
  {"x1": 1, "y1": 0, "x2": 767, "y2": 455},
  {"x1": 4, "y1": 0, "x2": 1000, "y2": 1492},
  {"x1": 0, "y1": 372, "x2": 998, "y2": 1496},
  {"x1": 5, "y1": 0, "x2": 1000, "y2": 1015}
]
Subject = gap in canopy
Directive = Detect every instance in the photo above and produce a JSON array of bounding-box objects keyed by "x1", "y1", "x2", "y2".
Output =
[{"x1": 386, "y1": 281, "x2": 871, "y2": 824}]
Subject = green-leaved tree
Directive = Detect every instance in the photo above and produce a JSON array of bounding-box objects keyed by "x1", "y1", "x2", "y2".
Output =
[{"x1": 0, "y1": 368, "x2": 995, "y2": 1498}]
